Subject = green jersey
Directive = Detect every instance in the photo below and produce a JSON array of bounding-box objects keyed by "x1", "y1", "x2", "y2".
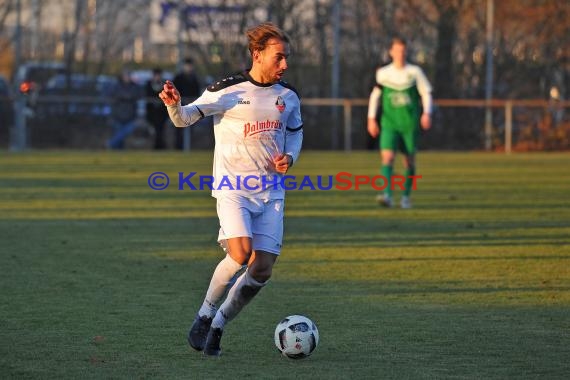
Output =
[{"x1": 367, "y1": 63, "x2": 432, "y2": 131}]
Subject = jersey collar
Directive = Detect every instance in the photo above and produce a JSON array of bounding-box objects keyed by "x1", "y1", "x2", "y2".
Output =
[{"x1": 243, "y1": 70, "x2": 277, "y2": 88}]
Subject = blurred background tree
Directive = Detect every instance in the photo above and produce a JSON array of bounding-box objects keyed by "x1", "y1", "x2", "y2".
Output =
[{"x1": 0, "y1": 0, "x2": 568, "y2": 150}]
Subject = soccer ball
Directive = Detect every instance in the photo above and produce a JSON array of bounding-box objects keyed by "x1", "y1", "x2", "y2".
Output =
[{"x1": 274, "y1": 315, "x2": 319, "y2": 359}]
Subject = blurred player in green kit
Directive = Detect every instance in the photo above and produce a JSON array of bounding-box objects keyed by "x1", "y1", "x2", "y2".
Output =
[{"x1": 367, "y1": 37, "x2": 433, "y2": 209}]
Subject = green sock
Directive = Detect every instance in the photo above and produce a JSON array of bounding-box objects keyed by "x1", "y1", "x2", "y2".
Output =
[
  {"x1": 381, "y1": 165, "x2": 393, "y2": 198},
  {"x1": 403, "y1": 166, "x2": 415, "y2": 196}
]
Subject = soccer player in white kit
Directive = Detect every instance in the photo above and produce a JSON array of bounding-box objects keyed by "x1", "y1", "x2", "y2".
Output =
[{"x1": 159, "y1": 23, "x2": 303, "y2": 356}]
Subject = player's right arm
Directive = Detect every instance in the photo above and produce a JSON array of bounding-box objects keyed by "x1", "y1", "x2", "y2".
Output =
[
  {"x1": 159, "y1": 80, "x2": 222, "y2": 128},
  {"x1": 159, "y1": 80, "x2": 180, "y2": 106},
  {"x1": 367, "y1": 85, "x2": 381, "y2": 138}
]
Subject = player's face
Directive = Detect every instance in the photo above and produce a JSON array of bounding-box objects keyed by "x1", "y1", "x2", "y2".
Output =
[
  {"x1": 256, "y1": 38, "x2": 290, "y2": 83},
  {"x1": 390, "y1": 42, "x2": 406, "y2": 66}
]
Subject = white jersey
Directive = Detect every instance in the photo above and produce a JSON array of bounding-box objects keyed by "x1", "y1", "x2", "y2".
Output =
[
  {"x1": 166, "y1": 71, "x2": 303, "y2": 200},
  {"x1": 367, "y1": 63, "x2": 433, "y2": 121}
]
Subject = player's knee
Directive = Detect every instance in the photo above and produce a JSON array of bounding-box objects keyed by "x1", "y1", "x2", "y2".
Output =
[
  {"x1": 229, "y1": 249, "x2": 252, "y2": 266},
  {"x1": 381, "y1": 153, "x2": 395, "y2": 165},
  {"x1": 404, "y1": 156, "x2": 415, "y2": 168},
  {"x1": 248, "y1": 265, "x2": 272, "y2": 283},
  {"x1": 227, "y1": 239, "x2": 253, "y2": 265}
]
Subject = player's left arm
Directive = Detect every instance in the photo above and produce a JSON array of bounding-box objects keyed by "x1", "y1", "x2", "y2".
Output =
[
  {"x1": 275, "y1": 99, "x2": 303, "y2": 174},
  {"x1": 416, "y1": 68, "x2": 433, "y2": 130}
]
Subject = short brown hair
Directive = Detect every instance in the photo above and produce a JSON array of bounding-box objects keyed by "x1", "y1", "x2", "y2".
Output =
[
  {"x1": 391, "y1": 36, "x2": 407, "y2": 47},
  {"x1": 246, "y1": 22, "x2": 290, "y2": 56}
]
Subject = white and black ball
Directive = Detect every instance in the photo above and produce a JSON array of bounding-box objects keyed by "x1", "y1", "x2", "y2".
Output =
[{"x1": 274, "y1": 315, "x2": 319, "y2": 359}]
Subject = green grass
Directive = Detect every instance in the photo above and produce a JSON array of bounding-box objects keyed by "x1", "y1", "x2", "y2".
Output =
[{"x1": 0, "y1": 151, "x2": 569, "y2": 379}]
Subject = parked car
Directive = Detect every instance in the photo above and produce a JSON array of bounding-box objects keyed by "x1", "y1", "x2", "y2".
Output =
[
  {"x1": 14, "y1": 61, "x2": 67, "y2": 95},
  {"x1": 130, "y1": 69, "x2": 173, "y2": 87},
  {"x1": 0, "y1": 75, "x2": 14, "y2": 129},
  {"x1": 34, "y1": 73, "x2": 119, "y2": 118}
]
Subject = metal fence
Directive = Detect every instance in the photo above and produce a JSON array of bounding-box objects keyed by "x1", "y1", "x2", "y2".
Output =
[
  {"x1": 302, "y1": 98, "x2": 570, "y2": 152},
  {"x1": 2, "y1": 95, "x2": 569, "y2": 151}
]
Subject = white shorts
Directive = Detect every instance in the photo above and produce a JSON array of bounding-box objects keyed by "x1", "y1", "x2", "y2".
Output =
[{"x1": 216, "y1": 194, "x2": 284, "y2": 255}]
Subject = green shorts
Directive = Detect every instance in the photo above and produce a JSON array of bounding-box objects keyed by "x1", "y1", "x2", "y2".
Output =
[{"x1": 380, "y1": 127, "x2": 419, "y2": 155}]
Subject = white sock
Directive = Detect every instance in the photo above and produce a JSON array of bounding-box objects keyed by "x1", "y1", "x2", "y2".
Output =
[
  {"x1": 198, "y1": 254, "x2": 244, "y2": 319},
  {"x1": 211, "y1": 269, "x2": 266, "y2": 329}
]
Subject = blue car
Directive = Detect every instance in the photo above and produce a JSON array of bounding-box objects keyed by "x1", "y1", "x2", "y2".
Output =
[{"x1": 0, "y1": 75, "x2": 14, "y2": 129}]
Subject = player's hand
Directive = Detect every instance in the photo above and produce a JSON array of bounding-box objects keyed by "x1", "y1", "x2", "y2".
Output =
[
  {"x1": 159, "y1": 80, "x2": 181, "y2": 106},
  {"x1": 274, "y1": 154, "x2": 293, "y2": 174},
  {"x1": 367, "y1": 118, "x2": 380, "y2": 138},
  {"x1": 420, "y1": 113, "x2": 431, "y2": 130}
]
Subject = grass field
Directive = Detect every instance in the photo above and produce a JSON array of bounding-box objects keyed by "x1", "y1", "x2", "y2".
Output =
[{"x1": 1, "y1": 150, "x2": 569, "y2": 379}]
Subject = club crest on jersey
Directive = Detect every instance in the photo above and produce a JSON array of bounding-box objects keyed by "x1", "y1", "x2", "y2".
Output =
[{"x1": 275, "y1": 96, "x2": 286, "y2": 113}]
